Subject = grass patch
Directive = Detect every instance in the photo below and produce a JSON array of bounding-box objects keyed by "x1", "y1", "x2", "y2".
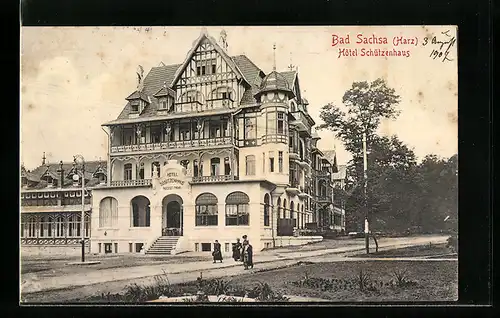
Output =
[
  {"x1": 226, "y1": 260, "x2": 457, "y2": 301},
  {"x1": 350, "y1": 243, "x2": 455, "y2": 258},
  {"x1": 76, "y1": 271, "x2": 289, "y2": 303}
]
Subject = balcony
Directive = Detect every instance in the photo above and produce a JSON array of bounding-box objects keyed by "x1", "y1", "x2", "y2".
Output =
[
  {"x1": 191, "y1": 175, "x2": 239, "y2": 183},
  {"x1": 290, "y1": 112, "x2": 311, "y2": 132},
  {"x1": 110, "y1": 179, "x2": 152, "y2": 187},
  {"x1": 286, "y1": 180, "x2": 301, "y2": 196},
  {"x1": 111, "y1": 137, "x2": 234, "y2": 154}
]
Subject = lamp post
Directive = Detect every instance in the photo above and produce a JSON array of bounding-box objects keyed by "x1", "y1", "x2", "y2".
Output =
[{"x1": 72, "y1": 155, "x2": 86, "y2": 262}]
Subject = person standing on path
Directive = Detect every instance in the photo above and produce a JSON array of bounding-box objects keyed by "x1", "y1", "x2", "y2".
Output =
[
  {"x1": 212, "y1": 240, "x2": 223, "y2": 263},
  {"x1": 242, "y1": 240, "x2": 253, "y2": 270},
  {"x1": 232, "y1": 238, "x2": 242, "y2": 261}
]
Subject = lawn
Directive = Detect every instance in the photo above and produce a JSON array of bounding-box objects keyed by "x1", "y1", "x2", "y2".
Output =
[
  {"x1": 73, "y1": 260, "x2": 457, "y2": 303},
  {"x1": 220, "y1": 260, "x2": 458, "y2": 302},
  {"x1": 349, "y1": 243, "x2": 456, "y2": 258}
]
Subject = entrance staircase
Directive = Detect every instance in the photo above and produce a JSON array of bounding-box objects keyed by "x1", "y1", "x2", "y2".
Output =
[{"x1": 146, "y1": 236, "x2": 180, "y2": 255}]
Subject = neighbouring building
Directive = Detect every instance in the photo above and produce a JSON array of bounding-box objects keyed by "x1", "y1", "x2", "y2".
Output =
[
  {"x1": 20, "y1": 29, "x2": 346, "y2": 256},
  {"x1": 20, "y1": 154, "x2": 106, "y2": 256}
]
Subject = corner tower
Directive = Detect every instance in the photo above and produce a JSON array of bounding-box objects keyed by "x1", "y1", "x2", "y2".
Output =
[{"x1": 254, "y1": 70, "x2": 294, "y2": 186}]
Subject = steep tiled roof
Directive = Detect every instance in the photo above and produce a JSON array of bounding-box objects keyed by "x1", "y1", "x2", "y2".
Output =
[
  {"x1": 22, "y1": 161, "x2": 107, "y2": 190},
  {"x1": 279, "y1": 71, "x2": 297, "y2": 88},
  {"x1": 332, "y1": 165, "x2": 347, "y2": 180},
  {"x1": 126, "y1": 90, "x2": 149, "y2": 101},
  {"x1": 231, "y1": 55, "x2": 265, "y2": 87}
]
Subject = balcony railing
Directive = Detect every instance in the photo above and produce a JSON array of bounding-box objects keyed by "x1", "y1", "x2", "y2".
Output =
[
  {"x1": 191, "y1": 175, "x2": 239, "y2": 183},
  {"x1": 111, "y1": 137, "x2": 234, "y2": 154},
  {"x1": 110, "y1": 179, "x2": 152, "y2": 187}
]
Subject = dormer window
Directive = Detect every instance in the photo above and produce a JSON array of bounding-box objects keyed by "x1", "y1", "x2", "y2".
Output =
[{"x1": 130, "y1": 100, "x2": 140, "y2": 112}]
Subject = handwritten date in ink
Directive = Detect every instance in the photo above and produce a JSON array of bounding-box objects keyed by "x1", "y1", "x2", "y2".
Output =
[{"x1": 422, "y1": 30, "x2": 456, "y2": 62}]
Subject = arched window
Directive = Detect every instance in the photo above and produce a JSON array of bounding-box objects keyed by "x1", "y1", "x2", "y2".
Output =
[
  {"x1": 55, "y1": 216, "x2": 64, "y2": 237},
  {"x1": 210, "y1": 86, "x2": 235, "y2": 101},
  {"x1": 131, "y1": 196, "x2": 150, "y2": 227},
  {"x1": 27, "y1": 217, "x2": 36, "y2": 238},
  {"x1": 283, "y1": 199, "x2": 287, "y2": 219},
  {"x1": 290, "y1": 101, "x2": 297, "y2": 112},
  {"x1": 226, "y1": 192, "x2": 250, "y2": 226},
  {"x1": 195, "y1": 193, "x2": 218, "y2": 226},
  {"x1": 290, "y1": 201, "x2": 295, "y2": 226},
  {"x1": 264, "y1": 194, "x2": 270, "y2": 226},
  {"x1": 301, "y1": 205, "x2": 305, "y2": 229},
  {"x1": 277, "y1": 198, "x2": 282, "y2": 219},
  {"x1": 99, "y1": 197, "x2": 118, "y2": 228}
]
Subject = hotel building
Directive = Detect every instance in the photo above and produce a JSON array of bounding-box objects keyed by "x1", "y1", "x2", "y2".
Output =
[{"x1": 20, "y1": 30, "x2": 346, "y2": 256}]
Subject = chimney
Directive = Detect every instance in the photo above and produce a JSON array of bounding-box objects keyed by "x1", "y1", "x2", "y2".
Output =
[
  {"x1": 57, "y1": 160, "x2": 64, "y2": 188},
  {"x1": 42, "y1": 152, "x2": 46, "y2": 165}
]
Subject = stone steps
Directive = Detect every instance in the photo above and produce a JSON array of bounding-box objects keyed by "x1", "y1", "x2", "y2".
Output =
[{"x1": 146, "y1": 236, "x2": 180, "y2": 255}]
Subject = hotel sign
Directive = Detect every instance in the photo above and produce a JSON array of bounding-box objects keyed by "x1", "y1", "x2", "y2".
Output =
[
  {"x1": 157, "y1": 161, "x2": 189, "y2": 191},
  {"x1": 159, "y1": 172, "x2": 185, "y2": 190}
]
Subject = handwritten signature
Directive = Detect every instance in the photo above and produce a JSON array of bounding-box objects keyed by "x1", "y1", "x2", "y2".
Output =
[{"x1": 422, "y1": 30, "x2": 456, "y2": 62}]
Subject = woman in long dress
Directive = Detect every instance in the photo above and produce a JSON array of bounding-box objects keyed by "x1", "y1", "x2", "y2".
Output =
[
  {"x1": 232, "y1": 238, "x2": 242, "y2": 261},
  {"x1": 212, "y1": 240, "x2": 223, "y2": 263},
  {"x1": 242, "y1": 240, "x2": 253, "y2": 270}
]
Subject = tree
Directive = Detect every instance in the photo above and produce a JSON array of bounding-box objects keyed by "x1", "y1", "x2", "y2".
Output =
[{"x1": 319, "y1": 78, "x2": 401, "y2": 239}]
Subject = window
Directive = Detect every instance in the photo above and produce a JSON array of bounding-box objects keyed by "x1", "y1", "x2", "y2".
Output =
[
  {"x1": 210, "y1": 124, "x2": 221, "y2": 138},
  {"x1": 290, "y1": 201, "x2": 295, "y2": 221},
  {"x1": 269, "y1": 152, "x2": 275, "y2": 172},
  {"x1": 124, "y1": 163, "x2": 133, "y2": 181},
  {"x1": 212, "y1": 64, "x2": 216, "y2": 74},
  {"x1": 195, "y1": 243, "x2": 199, "y2": 252},
  {"x1": 262, "y1": 152, "x2": 265, "y2": 173},
  {"x1": 99, "y1": 197, "x2": 118, "y2": 228},
  {"x1": 201, "y1": 66, "x2": 206, "y2": 75},
  {"x1": 151, "y1": 162, "x2": 161, "y2": 178},
  {"x1": 264, "y1": 194, "x2": 270, "y2": 226},
  {"x1": 225, "y1": 192, "x2": 250, "y2": 226},
  {"x1": 201, "y1": 243, "x2": 211, "y2": 252},
  {"x1": 135, "y1": 243, "x2": 143, "y2": 253},
  {"x1": 277, "y1": 112, "x2": 285, "y2": 134},
  {"x1": 139, "y1": 163, "x2": 144, "y2": 179},
  {"x1": 131, "y1": 196, "x2": 151, "y2": 227},
  {"x1": 210, "y1": 158, "x2": 220, "y2": 176},
  {"x1": 283, "y1": 199, "x2": 287, "y2": 218},
  {"x1": 224, "y1": 157, "x2": 231, "y2": 175},
  {"x1": 195, "y1": 193, "x2": 218, "y2": 226},
  {"x1": 193, "y1": 160, "x2": 199, "y2": 177},
  {"x1": 244, "y1": 117, "x2": 256, "y2": 139},
  {"x1": 277, "y1": 198, "x2": 282, "y2": 219},
  {"x1": 245, "y1": 155, "x2": 255, "y2": 176},
  {"x1": 225, "y1": 243, "x2": 230, "y2": 253},
  {"x1": 55, "y1": 216, "x2": 64, "y2": 237},
  {"x1": 131, "y1": 101, "x2": 139, "y2": 112},
  {"x1": 278, "y1": 151, "x2": 283, "y2": 173},
  {"x1": 196, "y1": 66, "x2": 201, "y2": 76}
]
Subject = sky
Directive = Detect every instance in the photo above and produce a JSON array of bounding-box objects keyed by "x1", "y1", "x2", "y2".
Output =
[{"x1": 20, "y1": 26, "x2": 458, "y2": 170}]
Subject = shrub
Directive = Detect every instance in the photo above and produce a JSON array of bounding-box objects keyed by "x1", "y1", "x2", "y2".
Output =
[{"x1": 247, "y1": 282, "x2": 289, "y2": 302}]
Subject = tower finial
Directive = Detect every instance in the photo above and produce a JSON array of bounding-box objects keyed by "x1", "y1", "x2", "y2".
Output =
[
  {"x1": 273, "y1": 43, "x2": 276, "y2": 71},
  {"x1": 288, "y1": 52, "x2": 295, "y2": 71},
  {"x1": 219, "y1": 29, "x2": 228, "y2": 51},
  {"x1": 42, "y1": 152, "x2": 46, "y2": 165}
]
